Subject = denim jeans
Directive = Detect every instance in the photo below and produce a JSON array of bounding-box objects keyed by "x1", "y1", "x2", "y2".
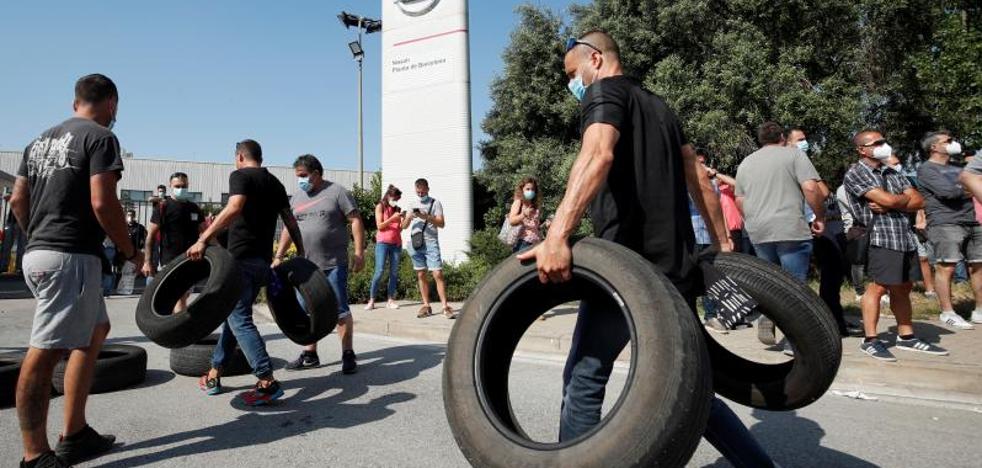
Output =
[
  {"x1": 212, "y1": 257, "x2": 273, "y2": 379},
  {"x1": 513, "y1": 239, "x2": 535, "y2": 253},
  {"x1": 324, "y1": 263, "x2": 351, "y2": 318},
  {"x1": 752, "y1": 240, "x2": 813, "y2": 283},
  {"x1": 813, "y1": 236, "x2": 848, "y2": 333},
  {"x1": 695, "y1": 243, "x2": 719, "y2": 320},
  {"x1": 370, "y1": 242, "x2": 401, "y2": 300},
  {"x1": 559, "y1": 297, "x2": 775, "y2": 467}
]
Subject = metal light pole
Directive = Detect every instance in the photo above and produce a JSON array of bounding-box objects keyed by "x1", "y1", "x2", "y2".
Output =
[{"x1": 339, "y1": 11, "x2": 381, "y2": 190}]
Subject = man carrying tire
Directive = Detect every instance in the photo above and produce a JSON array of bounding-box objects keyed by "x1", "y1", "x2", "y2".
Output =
[
  {"x1": 517, "y1": 31, "x2": 778, "y2": 467},
  {"x1": 273, "y1": 154, "x2": 366, "y2": 374},
  {"x1": 843, "y1": 130, "x2": 948, "y2": 361},
  {"x1": 143, "y1": 172, "x2": 204, "y2": 311},
  {"x1": 187, "y1": 139, "x2": 305, "y2": 406},
  {"x1": 12, "y1": 74, "x2": 143, "y2": 467}
]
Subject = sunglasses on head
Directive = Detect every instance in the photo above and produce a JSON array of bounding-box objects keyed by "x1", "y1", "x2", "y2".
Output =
[{"x1": 565, "y1": 37, "x2": 602, "y2": 54}]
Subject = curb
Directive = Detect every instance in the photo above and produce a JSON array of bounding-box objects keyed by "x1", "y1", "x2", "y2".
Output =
[{"x1": 254, "y1": 303, "x2": 982, "y2": 407}]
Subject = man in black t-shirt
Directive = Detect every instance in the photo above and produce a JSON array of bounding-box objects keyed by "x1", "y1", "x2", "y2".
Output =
[
  {"x1": 12, "y1": 74, "x2": 144, "y2": 467},
  {"x1": 186, "y1": 139, "x2": 304, "y2": 406},
  {"x1": 518, "y1": 31, "x2": 776, "y2": 466},
  {"x1": 142, "y1": 172, "x2": 203, "y2": 311}
]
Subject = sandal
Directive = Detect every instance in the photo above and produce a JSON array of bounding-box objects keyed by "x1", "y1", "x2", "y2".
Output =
[
  {"x1": 417, "y1": 305, "x2": 433, "y2": 318},
  {"x1": 443, "y1": 306, "x2": 456, "y2": 319}
]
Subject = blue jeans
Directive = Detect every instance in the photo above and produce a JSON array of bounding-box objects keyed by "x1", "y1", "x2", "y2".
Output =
[
  {"x1": 696, "y1": 243, "x2": 719, "y2": 320},
  {"x1": 513, "y1": 239, "x2": 535, "y2": 253},
  {"x1": 559, "y1": 297, "x2": 775, "y2": 467},
  {"x1": 324, "y1": 263, "x2": 351, "y2": 318},
  {"x1": 212, "y1": 257, "x2": 273, "y2": 379},
  {"x1": 752, "y1": 240, "x2": 813, "y2": 283},
  {"x1": 370, "y1": 242, "x2": 401, "y2": 300}
]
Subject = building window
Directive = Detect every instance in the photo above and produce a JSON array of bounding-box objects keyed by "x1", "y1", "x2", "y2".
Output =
[
  {"x1": 187, "y1": 191, "x2": 203, "y2": 203},
  {"x1": 221, "y1": 193, "x2": 230, "y2": 205},
  {"x1": 121, "y1": 189, "x2": 153, "y2": 202}
]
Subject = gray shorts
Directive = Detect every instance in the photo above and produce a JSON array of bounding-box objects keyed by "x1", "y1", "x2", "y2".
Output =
[
  {"x1": 927, "y1": 224, "x2": 982, "y2": 264},
  {"x1": 23, "y1": 250, "x2": 109, "y2": 349}
]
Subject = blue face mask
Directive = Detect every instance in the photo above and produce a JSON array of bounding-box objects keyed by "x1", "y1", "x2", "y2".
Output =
[
  {"x1": 298, "y1": 177, "x2": 313, "y2": 193},
  {"x1": 173, "y1": 187, "x2": 188, "y2": 200},
  {"x1": 419, "y1": 195, "x2": 431, "y2": 204},
  {"x1": 567, "y1": 76, "x2": 587, "y2": 102},
  {"x1": 523, "y1": 190, "x2": 536, "y2": 201},
  {"x1": 796, "y1": 140, "x2": 810, "y2": 153}
]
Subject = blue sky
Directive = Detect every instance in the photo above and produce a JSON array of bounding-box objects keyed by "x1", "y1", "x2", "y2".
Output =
[{"x1": 0, "y1": 1, "x2": 579, "y2": 171}]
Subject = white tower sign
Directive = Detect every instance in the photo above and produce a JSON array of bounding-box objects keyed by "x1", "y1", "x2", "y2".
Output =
[{"x1": 381, "y1": 0, "x2": 473, "y2": 262}]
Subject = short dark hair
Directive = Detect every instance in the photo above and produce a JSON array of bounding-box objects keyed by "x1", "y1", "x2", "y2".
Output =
[
  {"x1": 694, "y1": 147, "x2": 710, "y2": 158},
  {"x1": 75, "y1": 74, "x2": 118, "y2": 104},
  {"x1": 236, "y1": 139, "x2": 263, "y2": 163},
  {"x1": 415, "y1": 178, "x2": 429, "y2": 188},
  {"x1": 169, "y1": 172, "x2": 188, "y2": 182},
  {"x1": 293, "y1": 154, "x2": 323, "y2": 175},
  {"x1": 126, "y1": 209, "x2": 136, "y2": 216},
  {"x1": 757, "y1": 122, "x2": 785, "y2": 146},
  {"x1": 156, "y1": 184, "x2": 167, "y2": 191},
  {"x1": 786, "y1": 127, "x2": 806, "y2": 138}
]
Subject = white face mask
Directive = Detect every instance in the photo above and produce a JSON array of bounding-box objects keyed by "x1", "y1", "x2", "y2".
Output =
[
  {"x1": 946, "y1": 141, "x2": 962, "y2": 156},
  {"x1": 872, "y1": 143, "x2": 893, "y2": 161},
  {"x1": 388, "y1": 198, "x2": 399, "y2": 207}
]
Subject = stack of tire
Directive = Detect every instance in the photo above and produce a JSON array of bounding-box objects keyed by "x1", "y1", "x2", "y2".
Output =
[
  {"x1": 136, "y1": 247, "x2": 338, "y2": 375},
  {"x1": 442, "y1": 238, "x2": 841, "y2": 467}
]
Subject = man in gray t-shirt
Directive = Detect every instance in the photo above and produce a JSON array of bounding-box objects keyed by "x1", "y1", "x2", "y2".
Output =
[
  {"x1": 274, "y1": 155, "x2": 365, "y2": 373},
  {"x1": 917, "y1": 131, "x2": 981, "y2": 329},
  {"x1": 402, "y1": 178, "x2": 453, "y2": 319},
  {"x1": 736, "y1": 122, "x2": 826, "y2": 348}
]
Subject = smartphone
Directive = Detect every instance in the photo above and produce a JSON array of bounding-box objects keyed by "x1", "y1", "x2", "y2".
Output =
[{"x1": 413, "y1": 208, "x2": 421, "y2": 214}]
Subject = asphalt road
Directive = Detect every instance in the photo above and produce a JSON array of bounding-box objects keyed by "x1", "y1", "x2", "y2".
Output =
[{"x1": 1, "y1": 297, "x2": 981, "y2": 467}]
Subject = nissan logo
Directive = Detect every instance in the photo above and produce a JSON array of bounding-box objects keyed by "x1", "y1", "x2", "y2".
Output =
[{"x1": 394, "y1": 0, "x2": 440, "y2": 17}]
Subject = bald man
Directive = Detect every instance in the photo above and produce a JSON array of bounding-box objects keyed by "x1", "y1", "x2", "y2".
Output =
[{"x1": 519, "y1": 30, "x2": 778, "y2": 467}]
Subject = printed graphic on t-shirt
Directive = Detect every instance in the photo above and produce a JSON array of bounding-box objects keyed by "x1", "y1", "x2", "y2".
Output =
[{"x1": 26, "y1": 133, "x2": 76, "y2": 179}]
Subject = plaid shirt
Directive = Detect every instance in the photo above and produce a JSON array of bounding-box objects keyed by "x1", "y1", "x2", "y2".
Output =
[{"x1": 843, "y1": 161, "x2": 917, "y2": 252}]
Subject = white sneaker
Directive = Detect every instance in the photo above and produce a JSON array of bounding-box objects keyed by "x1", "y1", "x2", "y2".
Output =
[
  {"x1": 386, "y1": 300, "x2": 400, "y2": 310},
  {"x1": 973, "y1": 310, "x2": 982, "y2": 324},
  {"x1": 364, "y1": 301, "x2": 375, "y2": 311},
  {"x1": 939, "y1": 311, "x2": 975, "y2": 330}
]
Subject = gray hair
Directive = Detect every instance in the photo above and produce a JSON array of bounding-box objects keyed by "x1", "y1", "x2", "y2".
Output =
[{"x1": 921, "y1": 130, "x2": 951, "y2": 155}]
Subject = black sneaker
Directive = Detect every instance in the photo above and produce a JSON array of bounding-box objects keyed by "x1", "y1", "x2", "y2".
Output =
[
  {"x1": 285, "y1": 352, "x2": 320, "y2": 371},
  {"x1": 20, "y1": 451, "x2": 70, "y2": 468},
  {"x1": 342, "y1": 350, "x2": 357, "y2": 375},
  {"x1": 841, "y1": 324, "x2": 864, "y2": 338},
  {"x1": 859, "y1": 340, "x2": 896, "y2": 362},
  {"x1": 54, "y1": 424, "x2": 115, "y2": 464},
  {"x1": 895, "y1": 337, "x2": 949, "y2": 356}
]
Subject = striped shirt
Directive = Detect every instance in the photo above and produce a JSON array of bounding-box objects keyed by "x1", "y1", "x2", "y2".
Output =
[{"x1": 843, "y1": 160, "x2": 917, "y2": 252}]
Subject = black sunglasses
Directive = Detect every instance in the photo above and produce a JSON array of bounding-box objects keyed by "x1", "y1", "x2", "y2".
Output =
[
  {"x1": 565, "y1": 37, "x2": 603, "y2": 54},
  {"x1": 859, "y1": 139, "x2": 887, "y2": 148}
]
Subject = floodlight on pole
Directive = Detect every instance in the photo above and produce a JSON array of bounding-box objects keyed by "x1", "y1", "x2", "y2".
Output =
[{"x1": 337, "y1": 11, "x2": 381, "y2": 190}]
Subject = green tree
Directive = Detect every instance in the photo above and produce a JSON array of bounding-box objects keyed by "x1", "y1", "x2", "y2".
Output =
[{"x1": 479, "y1": 0, "x2": 980, "y2": 201}]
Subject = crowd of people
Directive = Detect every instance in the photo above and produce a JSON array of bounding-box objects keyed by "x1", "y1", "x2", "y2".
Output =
[
  {"x1": 8, "y1": 32, "x2": 979, "y2": 467},
  {"x1": 9, "y1": 74, "x2": 464, "y2": 467}
]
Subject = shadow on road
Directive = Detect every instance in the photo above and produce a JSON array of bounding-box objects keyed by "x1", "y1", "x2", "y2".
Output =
[
  {"x1": 886, "y1": 322, "x2": 954, "y2": 344},
  {"x1": 0, "y1": 275, "x2": 33, "y2": 300},
  {"x1": 704, "y1": 409, "x2": 877, "y2": 467},
  {"x1": 95, "y1": 343, "x2": 445, "y2": 467}
]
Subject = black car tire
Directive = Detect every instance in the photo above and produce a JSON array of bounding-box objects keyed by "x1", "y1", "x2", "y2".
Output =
[
  {"x1": 443, "y1": 238, "x2": 713, "y2": 468},
  {"x1": 702, "y1": 252, "x2": 842, "y2": 410},
  {"x1": 169, "y1": 335, "x2": 252, "y2": 377},
  {"x1": 136, "y1": 247, "x2": 242, "y2": 349},
  {"x1": 53, "y1": 345, "x2": 147, "y2": 395},
  {"x1": 267, "y1": 257, "x2": 338, "y2": 346}
]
